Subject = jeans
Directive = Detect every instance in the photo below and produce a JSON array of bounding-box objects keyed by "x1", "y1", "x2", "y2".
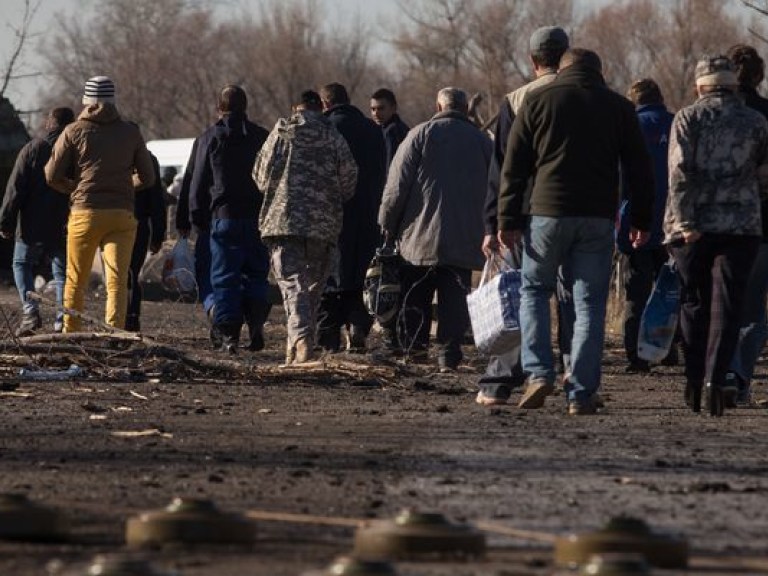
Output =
[
  {"x1": 13, "y1": 240, "x2": 66, "y2": 317},
  {"x1": 399, "y1": 264, "x2": 472, "y2": 368},
  {"x1": 194, "y1": 229, "x2": 215, "y2": 314},
  {"x1": 520, "y1": 216, "x2": 614, "y2": 403},
  {"x1": 65, "y1": 209, "x2": 137, "y2": 331},
  {"x1": 621, "y1": 247, "x2": 669, "y2": 364},
  {"x1": 730, "y1": 243, "x2": 768, "y2": 385},
  {"x1": 209, "y1": 218, "x2": 270, "y2": 327},
  {"x1": 671, "y1": 234, "x2": 760, "y2": 388}
]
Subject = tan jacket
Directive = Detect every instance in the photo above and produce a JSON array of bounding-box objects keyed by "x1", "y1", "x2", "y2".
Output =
[{"x1": 45, "y1": 103, "x2": 155, "y2": 211}]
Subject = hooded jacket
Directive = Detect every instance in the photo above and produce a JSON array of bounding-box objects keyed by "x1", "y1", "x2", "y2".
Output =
[
  {"x1": 188, "y1": 112, "x2": 269, "y2": 228},
  {"x1": 45, "y1": 103, "x2": 155, "y2": 212},
  {"x1": 254, "y1": 111, "x2": 357, "y2": 243},
  {"x1": 379, "y1": 110, "x2": 492, "y2": 270},
  {"x1": 498, "y1": 64, "x2": 654, "y2": 232},
  {"x1": 0, "y1": 127, "x2": 70, "y2": 250}
]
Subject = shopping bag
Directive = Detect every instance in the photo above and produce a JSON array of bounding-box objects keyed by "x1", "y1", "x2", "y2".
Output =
[
  {"x1": 637, "y1": 258, "x2": 680, "y2": 363},
  {"x1": 466, "y1": 252, "x2": 521, "y2": 355},
  {"x1": 161, "y1": 238, "x2": 196, "y2": 295}
]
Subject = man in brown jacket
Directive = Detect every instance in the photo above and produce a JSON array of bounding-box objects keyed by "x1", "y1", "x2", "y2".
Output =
[{"x1": 45, "y1": 76, "x2": 155, "y2": 331}]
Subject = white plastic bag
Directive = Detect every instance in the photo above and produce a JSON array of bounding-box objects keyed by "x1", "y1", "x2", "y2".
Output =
[
  {"x1": 466, "y1": 252, "x2": 522, "y2": 355},
  {"x1": 161, "y1": 238, "x2": 196, "y2": 294}
]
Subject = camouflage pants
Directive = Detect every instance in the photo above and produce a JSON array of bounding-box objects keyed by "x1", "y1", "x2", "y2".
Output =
[{"x1": 268, "y1": 237, "x2": 334, "y2": 349}]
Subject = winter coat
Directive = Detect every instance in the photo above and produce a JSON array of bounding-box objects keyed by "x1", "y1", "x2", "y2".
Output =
[
  {"x1": 484, "y1": 71, "x2": 556, "y2": 234},
  {"x1": 254, "y1": 110, "x2": 357, "y2": 243},
  {"x1": 0, "y1": 128, "x2": 69, "y2": 250},
  {"x1": 134, "y1": 153, "x2": 167, "y2": 247},
  {"x1": 379, "y1": 110, "x2": 492, "y2": 270},
  {"x1": 739, "y1": 86, "x2": 768, "y2": 241},
  {"x1": 45, "y1": 103, "x2": 155, "y2": 212},
  {"x1": 188, "y1": 113, "x2": 269, "y2": 228},
  {"x1": 617, "y1": 103, "x2": 674, "y2": 253},
  {"x1": 324, "y1": 103, "x2": 387, "y2": 290},
  {"x1": 382, "y1": 114, "x2": 410, "y2": 170},
  {"x1": 664, "y1": 89, "x2": 768, "y2": 243},
  {"x1": 498, "y1": 64, "x2": 654, "y2": 232},
  {"x1": 175, "y1": 137, "x2": 199, "y2": 233}
]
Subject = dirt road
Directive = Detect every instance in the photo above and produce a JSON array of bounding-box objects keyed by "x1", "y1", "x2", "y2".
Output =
[{"x1": 1, "y1": 287, "x2": 767, "y2": 575}]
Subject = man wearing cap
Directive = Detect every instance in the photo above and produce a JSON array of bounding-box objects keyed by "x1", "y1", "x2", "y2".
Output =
[
  {"x1": 477, "y1": 25, "x2": 572, "y2": 407},
  {"x1": 254, "y1": 90, "x2": 358, "y2": 364},
  {"x1": 498, "y1": 48, "x2": 654, "y2": 415},
  {"x1": 665, "y1": 55, "x2": 768, "y2": 415},
  {"x1": 45, "y1": 76, "x2": 155, "y2": 332}
]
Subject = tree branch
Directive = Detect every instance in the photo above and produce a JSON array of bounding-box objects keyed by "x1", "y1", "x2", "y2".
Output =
[{"x1": 1, "y1": 0, "x2": 43, "y2": 97}]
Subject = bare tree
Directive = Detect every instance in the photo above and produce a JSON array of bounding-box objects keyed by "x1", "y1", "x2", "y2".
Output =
[{"x1": 1, "y1": 0, "x2": 43, "y2": 99}]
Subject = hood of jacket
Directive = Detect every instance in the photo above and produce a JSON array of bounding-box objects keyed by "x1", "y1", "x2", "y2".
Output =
[
  {"x1": 78, "y1": 102, "x2": 121, "y2": 124},
  {"x1": 276, "y1": 110, "x2": 332, "y2": 142},
  {"x1": 324, "y1": 103, "x2": 365, "y2": 122},
  {"x1": 214, "y1": 111, "x2": 251, "y2": 141}
]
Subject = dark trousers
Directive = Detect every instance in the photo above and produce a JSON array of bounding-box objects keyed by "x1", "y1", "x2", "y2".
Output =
[
  {"x1": 209, "y1": 218, "x2": 270, "y2": 330},
  {"x1": 317, "y1": 290, "x2": 373, "y2": 351},
  {"x1": 399, "y1": 264, "x2": 471, "y2": 367},
  {"x1": 621, "y1": 247, "x2": 669, "y2": 364},
  {"x1": 127, "y1": 218, "x2": 150, "y2": 322},
  {"x1": 670, "y1": 234, "x2": 759, "y2": 387}
]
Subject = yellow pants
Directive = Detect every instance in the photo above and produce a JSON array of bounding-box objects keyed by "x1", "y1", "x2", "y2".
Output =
[{"x1": 64, "y1": 209, "x2": 137, "y2": 332}]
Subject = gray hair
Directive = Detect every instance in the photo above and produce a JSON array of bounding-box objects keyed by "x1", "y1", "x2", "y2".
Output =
[{"x1": 436, "y1": 87, "x2": 468, "y2": 111}]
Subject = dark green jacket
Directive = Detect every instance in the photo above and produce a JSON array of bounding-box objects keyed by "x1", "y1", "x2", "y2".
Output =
[{"x1": 498, "y1": 64, "x2": 654, "y2": 232}]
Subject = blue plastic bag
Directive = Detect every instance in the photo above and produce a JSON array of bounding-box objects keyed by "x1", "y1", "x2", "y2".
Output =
[{"x1": 638, "y1": 258, "x2": 680, "y2": 363}]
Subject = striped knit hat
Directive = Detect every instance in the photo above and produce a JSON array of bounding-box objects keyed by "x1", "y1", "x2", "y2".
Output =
[{"x1": 82, "y1": 76, "x2": 116, "y2": 105}]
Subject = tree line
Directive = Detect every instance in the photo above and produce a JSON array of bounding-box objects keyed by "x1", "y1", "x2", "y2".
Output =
[{"x1": 26, "y1": 0, "x2": 764, "y2": 138}]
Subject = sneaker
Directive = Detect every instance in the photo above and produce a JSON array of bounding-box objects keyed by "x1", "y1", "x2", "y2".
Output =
[
  {"x1": 53, "y1": 314, "x2": 64, "y2": 334},
  {"x1": 15, "y1": 310, "x2": 42, "y2": 337},
  {"x1": 568, "y1": 399, "x2": 598, "y2": 415},
  {"x1": 475, "y1": 390, "x2": 508, "y2": 406},
  {"x1": 517, "y1": 379, "x2": 554, "y2": 409}
]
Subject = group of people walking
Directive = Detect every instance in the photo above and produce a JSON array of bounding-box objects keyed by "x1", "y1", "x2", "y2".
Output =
[{"x1": 2, "y1": 27, "x2": 768, "y2": 418}]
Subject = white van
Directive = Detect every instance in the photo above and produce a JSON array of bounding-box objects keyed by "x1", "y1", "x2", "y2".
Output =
[{"x1": 146, "y1": 138, "x2": 195, "y2": 176}]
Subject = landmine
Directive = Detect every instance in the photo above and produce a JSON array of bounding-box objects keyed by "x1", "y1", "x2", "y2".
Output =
[
  {"x1": 303, "y1": 556, "x2": 398, "y2": 576},
  {"x1": 0, "y1": 493, "x2": 68, "y2": 542},
  {"x1": 353, "y1": 509, "x2": 486, "y2": 560},
  {"x1": 125, "y1": 498, "x2": 255, "y2": 549},
  {"x1": 555, "y1": 516, "x2": 688, "y2": 569}
]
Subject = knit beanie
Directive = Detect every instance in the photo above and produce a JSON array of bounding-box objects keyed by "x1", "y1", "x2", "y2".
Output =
[
  {"x1": 82, "y1": 76, "x2": 116, "y2": 105},
  {"x1": 695, "y1": 56, "x2": 738, "y2": 87}
]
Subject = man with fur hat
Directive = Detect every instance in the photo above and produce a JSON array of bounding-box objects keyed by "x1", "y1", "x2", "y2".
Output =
[
  {"x1": 45, "y1": 76, "x2": 155, "y2": 332},
  {"x1": 665, "y1": 55, "x2": 768, "y2": 415}
]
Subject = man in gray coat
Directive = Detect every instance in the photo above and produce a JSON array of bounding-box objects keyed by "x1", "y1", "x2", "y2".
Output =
[{"x1": 379, "y1": 87, "x2": 492, "y2": 371}]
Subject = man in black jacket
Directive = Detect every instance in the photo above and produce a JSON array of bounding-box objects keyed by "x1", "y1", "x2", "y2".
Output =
[
  {"x1": 189, "y1": 85, "x2": 270, "y2": 353},
  {"x1": 0, "y1": 107, "x2": 75, "y2": 336},
  {"x1": 318, "y1": 83, "x2": 387, "y2": 353},
  {"x1": 370, "y1": 88, "x2": 409, "y2": 170},
  {"x1": 498, "y1": 48, "x2": 654, "y2": 415},
  {"x1": 125, "y1": 151, "x2": 166, "y2": 332}
]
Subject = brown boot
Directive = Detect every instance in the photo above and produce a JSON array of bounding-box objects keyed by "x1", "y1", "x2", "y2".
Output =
[
  {"x1": 294, "y1": 338, "x2": 315, "y2": 364},
  {"x1": 284, "y1": 341, "x2": 295, "y2": 365}
]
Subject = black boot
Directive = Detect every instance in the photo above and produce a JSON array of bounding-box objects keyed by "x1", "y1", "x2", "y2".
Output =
[
  {"x1": 685, "y1": 380, "x2": 702, "y2": 413},
  {"x1": 125, "y1": 314, "x2": 141, "y2": 332},
  {"x1": 15, "y1": 310, "x2": 42, "y2": 337},
  {"x1": 244, "y1": 300, "x2": 271, "y2": 352}
]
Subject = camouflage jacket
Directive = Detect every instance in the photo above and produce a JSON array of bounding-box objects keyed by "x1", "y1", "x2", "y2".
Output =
[
  {"x1": 253, "y1": 111, "x2": 357, "y2": 243},
  {"x1": 664, "y1": 90, "x2": 768, "y2": 242}
]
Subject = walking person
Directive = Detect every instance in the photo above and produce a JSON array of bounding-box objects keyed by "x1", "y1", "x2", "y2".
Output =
[
  {"x1": 477, "y1": 25, "x2": 570, "y2": 406},
  {"x1": 370, "y1": 88, "x2": 410, "y2": 170},
  {"x1": 188, "y1": 85, "x2": 271, "y2": 353},
  {"x1": 617, "y1": 79, "x2": 675, "y2": 373},
  {"x1": 379, "y1": 87, "x2": 491, "y2": 372},
  {"x1": 498, "y1": 49, "x2": 654, "y2": 414},
  {"x1": 665, "y1": 55, "x2": 768, "y2": 415},
  {"x1": 254, "y1": 90, "x2": 358, "y2": 364},
  {"x1": 317, "y1": 83, "x2": 387, "y2": 353},
  {"x1": 725, "y1": 45, "x2": 768, "y2": 405},
  {"x1": 125, "y1": 151, "x2": 166, "y2": 332},
  {"x1": 0, "y1": 107, "x2": 75, "y2": 335},
  {"x1": 45, "y1": 77, "x2": 155, "y2": 332}
]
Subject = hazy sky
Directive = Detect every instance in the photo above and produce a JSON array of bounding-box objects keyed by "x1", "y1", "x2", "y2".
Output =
[{"x1": 0, "y1": 0, "x2": 610, "y2": 111}]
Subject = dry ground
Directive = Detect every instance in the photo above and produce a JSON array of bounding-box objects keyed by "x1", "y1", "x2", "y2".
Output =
[{"x1": 0, "y1": 283, "x2": 767, "y2": 575}]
